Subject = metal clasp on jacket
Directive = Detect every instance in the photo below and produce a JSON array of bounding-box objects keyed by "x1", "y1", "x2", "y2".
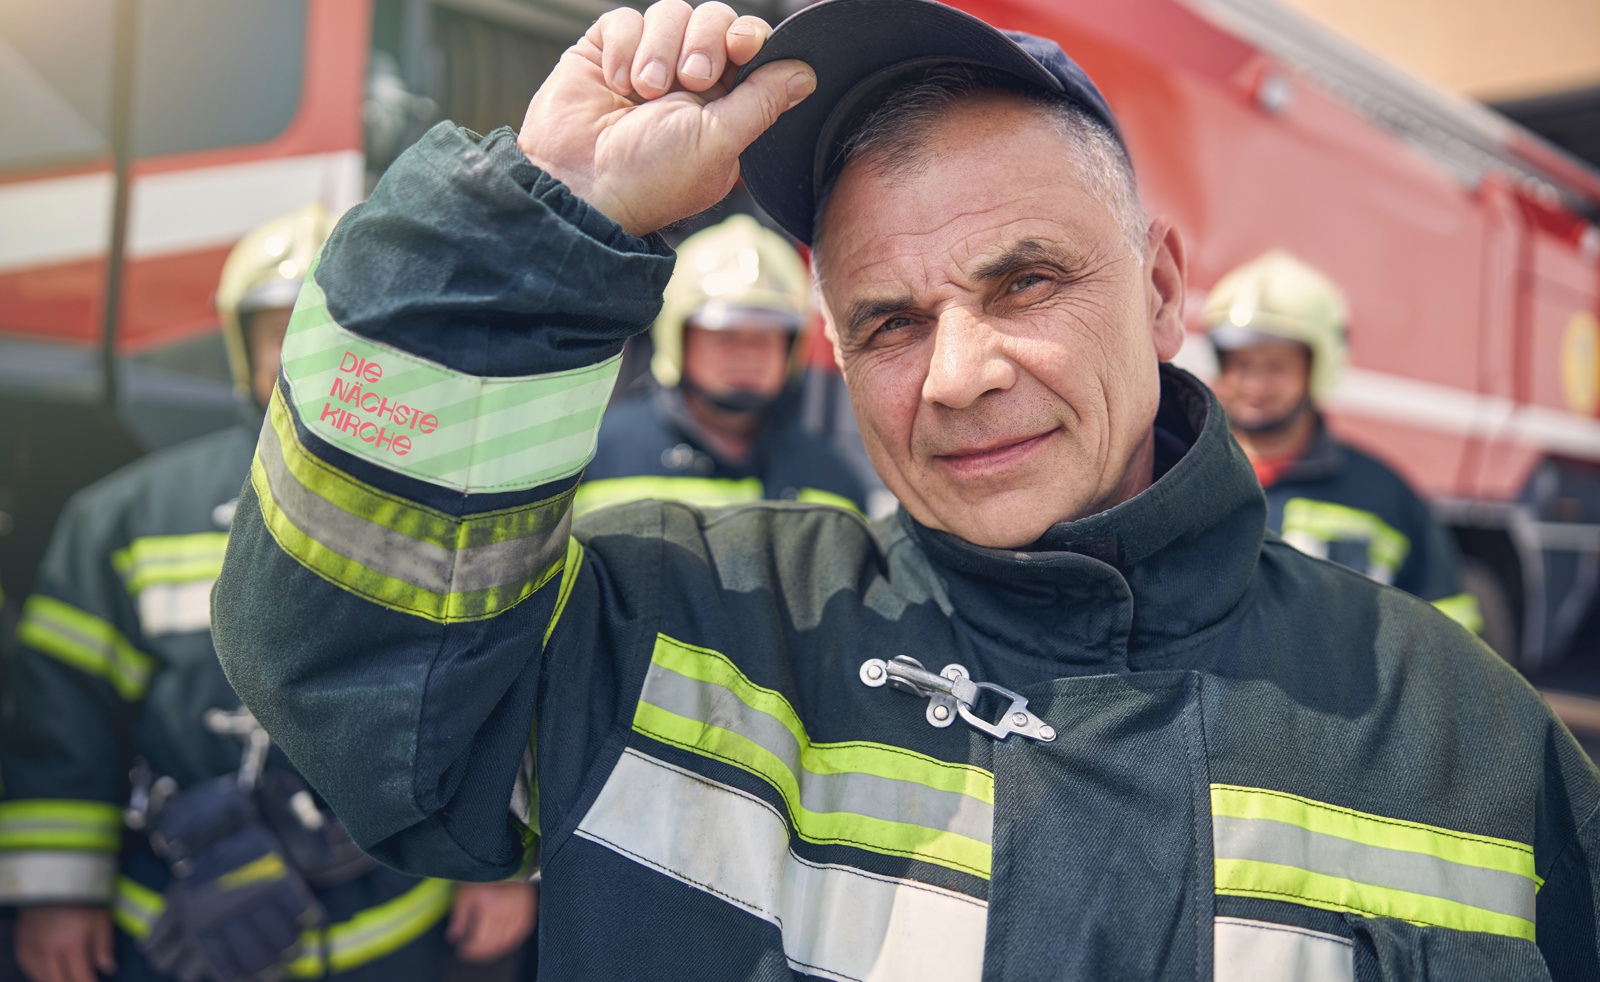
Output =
[{"x1": 859, "y1": 656, "x2": 1056, "y2": 742}]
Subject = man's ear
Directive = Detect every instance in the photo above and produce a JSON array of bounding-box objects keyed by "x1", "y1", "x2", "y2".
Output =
[{"x1": 1145, "y1": 216, "x2": 1187, "y2": 362}]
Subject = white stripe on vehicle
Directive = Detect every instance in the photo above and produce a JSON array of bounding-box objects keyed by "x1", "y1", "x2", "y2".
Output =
[
  {"x1": 0, "y1": 172, "x2": 114, "y2": 273},
  {"x1": 575, "y1": 748, "x2": 988, "y2": 982},
  {"x1": 126, "y1": 151, "x2": 363, "y2": 259},
  {"x1": 1175, "y1": 331, "x2": 1600, "y2": 460}
]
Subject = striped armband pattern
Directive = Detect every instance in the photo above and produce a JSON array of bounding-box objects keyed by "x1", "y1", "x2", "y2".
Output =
[{"x1": 278, "y1": 267, "x2": 620, "y2": 494}]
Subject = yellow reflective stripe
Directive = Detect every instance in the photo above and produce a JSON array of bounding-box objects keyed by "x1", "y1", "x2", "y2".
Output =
[
  {"x1": 1211, "y1": 786, "x2": 1535, "y2": 876},
  {"x1": 1281, "y1": 498, "x2": 1411, "y2": 576},
  {"x1": 218, "y1": 853, "x2": 288, "y2": 889},
  {"x1": 635, "y1": 634, "x2": 994, "y2": 878},
  {"x1": 651, "y1": 636, "x2": 993, "y2": 802},
  {"x1": 111, "y1": 533, "x2": 229, "y2": 594},
  {"x1": 1432, "y1": 592, "x2": 1485, "y2": 634},
  {"x1": 574, "y1": 475, "x2": 763, "y2": 516},
  {"x1": 253, "y1": 388, "x2": 574, "y2": 624},
  {"x1": 17, "y1": 595, "x2": 156, "y2": 700},
  {"x1": 114, "y1": 876, "x2": 454, "y2": 973},
  {"x1": 795, "y1": 487, "x2": 862, "y2": 513},
  {"x1": 543, "y1": 537, "x2": 584, "y2": 649},
  {"x1": 0, "y1": 800, "x2": 122, "y2": 852},
  {"x1": 1215, "y1": 858, "x2": 1535, "y2": 941},
  {"x1": 114, "y1": 876, "x2": 163, "y2": 940},
  {"x1": 315, "y1": 878, "x2": 456, "y2": 974},
  {"x1": 1212, "y1": 785, "x2": 1539, "y2": 941}
]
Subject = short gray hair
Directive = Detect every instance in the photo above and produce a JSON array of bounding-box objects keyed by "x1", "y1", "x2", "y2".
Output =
[{"x1": 813, "y1": 66, "x2": 1146, "y2": 263}]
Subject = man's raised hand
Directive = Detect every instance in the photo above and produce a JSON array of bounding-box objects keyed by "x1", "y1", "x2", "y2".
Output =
[{"x1": 518, "y1": 1, "x2": 815, "y2": 237}]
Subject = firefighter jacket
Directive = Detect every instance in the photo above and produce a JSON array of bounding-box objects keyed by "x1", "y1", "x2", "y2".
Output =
[
  {"x1": 0, "y1": 425, "x2": 456, "y2": 980},
  {"x1": 212, "y1": 124, "x2": 1600, "y2": 982},
  {"x1": 577, "y1": 385, "x2": 867, "y2": 516},
  {"x1": 1262, "y1": 420, "x2": 1481, "y2": 631}
]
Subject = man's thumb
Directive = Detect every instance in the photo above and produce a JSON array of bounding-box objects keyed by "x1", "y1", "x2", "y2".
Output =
[{"x1": 707, "y1": 60, "x2": 816, "y2": 154}]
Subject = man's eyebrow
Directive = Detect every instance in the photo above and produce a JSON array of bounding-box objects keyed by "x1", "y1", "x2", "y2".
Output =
[
  {"x1": 971, "y1": 240, "x2": 1078, "y2": 282},
  {"x1": 845, "y1": 295, "x2": 917, "y2": 339}
]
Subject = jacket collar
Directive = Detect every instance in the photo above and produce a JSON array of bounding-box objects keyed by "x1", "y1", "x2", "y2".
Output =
[
  {"x1": 896, "y1": 365, "x2": 1266, "y2": 675},
  {"x1": 653, "y1": 383, "x2": 805, "y2": 475},
  {"x1": 1275, "y1": 414, "x2": 1343, "y2": 484}
]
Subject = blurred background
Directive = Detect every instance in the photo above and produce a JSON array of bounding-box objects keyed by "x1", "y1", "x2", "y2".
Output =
[{"x1": 1, "y1": 0, "x2": 1599, "y2": 762}]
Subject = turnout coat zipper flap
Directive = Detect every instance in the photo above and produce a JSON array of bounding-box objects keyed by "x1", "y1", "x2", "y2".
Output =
[{"x1": 212, "y1": 123, "x2": 1600, "y2": 981}]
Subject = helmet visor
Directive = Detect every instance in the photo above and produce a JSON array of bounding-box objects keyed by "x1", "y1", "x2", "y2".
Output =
[{"x1": 686, "y1": 303, "x2": 803, "y2": 333}]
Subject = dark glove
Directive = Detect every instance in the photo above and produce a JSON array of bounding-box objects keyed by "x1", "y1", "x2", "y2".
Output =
[
  {"x1": 144, "y1": 777, "x2": 324, "y2": 982},
  {"x1": 256, "y1": 766, "x2": 377, "y2": 888}
]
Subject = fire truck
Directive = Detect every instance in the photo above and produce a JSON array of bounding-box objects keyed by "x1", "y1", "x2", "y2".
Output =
[{"x1": 2, "y1": 0, "x2": 1598, "y2": 669}]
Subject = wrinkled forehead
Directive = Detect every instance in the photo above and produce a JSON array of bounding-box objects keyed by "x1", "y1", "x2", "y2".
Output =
[{"x1": 813, "y1": 101, "x2": 1112, "y2": 293}]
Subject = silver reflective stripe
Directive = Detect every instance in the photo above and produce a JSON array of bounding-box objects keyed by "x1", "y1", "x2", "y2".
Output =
[
  {"x1": 641, "y1": 661, "x2": 994, "y2": 846},
  {"x1": 0, "y1": 851, "x2": 117, "y2": 903},
  {"x1": 1214, "y1": 917, "x2": 1352, "y2": 982},
  {"x1": 1213, "y1": 815, "x2": 1536, "y2": 922},
  {"x1": 256, "y1": 411, "x2": 569, "y2": 596},
  {"x1": 576, "y1": 749, "x2": 988, "y2": 982},
  {"x1": 137, "y1": 579, "x2": 215, "y2": 636}
]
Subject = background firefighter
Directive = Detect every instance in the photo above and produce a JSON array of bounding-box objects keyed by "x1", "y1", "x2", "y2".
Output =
[
  {"x1": 0, "y1": 208, "x2": 535, "y2": 982},
  {"x1": 576, "y1": 213, "x2": 867, "y2": 515},
  {"x1": 1204, "y1": 250, "x2": 1483, "y2": 633}
]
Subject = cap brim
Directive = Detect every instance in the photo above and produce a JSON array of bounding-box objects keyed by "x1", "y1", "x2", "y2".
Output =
[{"x1": 736, "y1": 0, "x2": 1062, "y2": 246}]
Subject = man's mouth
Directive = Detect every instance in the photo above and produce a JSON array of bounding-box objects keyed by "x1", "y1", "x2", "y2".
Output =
[{"x1": 934, "y1": 430, "x2": 1058, "y2": 479}]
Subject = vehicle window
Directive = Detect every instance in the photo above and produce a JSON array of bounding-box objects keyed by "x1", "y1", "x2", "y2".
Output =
[
  {"x1": 132, "y1": 0, "x2": 306, "y2": 158},
  {"x1": 0, "y1": 0, "x2": 115, "y2": 172}
]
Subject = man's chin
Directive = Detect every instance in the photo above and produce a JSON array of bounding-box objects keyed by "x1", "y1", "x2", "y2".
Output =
[{"x1": 922, "y1": 499, "x2": 1074, "y2": 551}]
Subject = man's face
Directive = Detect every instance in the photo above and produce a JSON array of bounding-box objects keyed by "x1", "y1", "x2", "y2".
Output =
[
  {"x1": 1211, "y1": 340, "x2": 1311, "y2": 432},
  {"x1": 244, "y1": 306, "x2": 294, "y2": 407},
  {"x1": 815, "y1": 96, "x2": 1186, "y2": 549},
  {"x1": 681, "y1": 323, "x2": 791, "y2": 402}
]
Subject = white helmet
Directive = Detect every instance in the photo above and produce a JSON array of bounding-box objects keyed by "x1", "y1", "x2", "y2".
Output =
[
  {"x1": 215, "y1": 205, "x2": 333, "y2": 398},
  {"x1": 649, "y1": 214, "x2": 811, "y2": 389},
  {"x1": 1203, "y1": 250, "x2": 1348, "y2": 400}
]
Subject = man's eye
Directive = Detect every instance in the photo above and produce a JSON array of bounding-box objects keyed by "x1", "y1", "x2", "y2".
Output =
[
  {"x1": 878, "y1": 315, "x2": 913, "y2": 333},
  {"x1": 1010, "y1": 274, "x2": 1048, "y2": 293}
]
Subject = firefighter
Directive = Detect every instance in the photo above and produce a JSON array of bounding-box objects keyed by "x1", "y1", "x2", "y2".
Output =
[
  {"x1": 212, "y1": 2, "x2": 1600, "y2": 978},
  {"x1": 1203, "y1": 250, "x2": 1483, "y2": 631},
  {"x1": 576, "y1": 213, "x2": 866, "y2": 515},
  {"x1": 0, "y1": 207, "x2": 535, "y2": 982}
]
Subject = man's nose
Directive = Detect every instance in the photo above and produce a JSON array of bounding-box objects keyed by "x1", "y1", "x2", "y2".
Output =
[{"x1": 921, "y1": 310, "x2": 1016, "y2": 410}]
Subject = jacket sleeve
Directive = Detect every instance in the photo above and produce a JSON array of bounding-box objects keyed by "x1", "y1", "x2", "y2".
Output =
[
  {"x1": 1533, "y1": 726, "x2": 1600, "y2": 980},
  {"x1": 211, "y1": 123, "x2": 674, "y2": 881},
  {"x1": 0, "y1": 492, "x2": 148, "y2": 904}
]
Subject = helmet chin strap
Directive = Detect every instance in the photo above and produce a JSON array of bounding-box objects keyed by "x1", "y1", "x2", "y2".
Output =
[
  {"x1": 681, "y1": 377, "x2": 773, "y2": 415},
  {"x1": 1233, "y1": 396, "x2": 1312, "y2": 436}
]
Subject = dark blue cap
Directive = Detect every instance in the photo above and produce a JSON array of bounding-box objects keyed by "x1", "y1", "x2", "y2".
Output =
[{"x1": 735, "y1": 0, "x2": 1126, "y2": 246}]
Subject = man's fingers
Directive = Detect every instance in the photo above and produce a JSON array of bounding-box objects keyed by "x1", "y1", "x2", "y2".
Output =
[
  {"x1": 631, "y1": 0, "x2": 693, "y2": 98},
  {"x1": 678, "y1": 2, "x2": 738, "y2": 91},
  {"x1": 725, "y1": 15, "x2": 772, "y2": 67},
  {"x1": 589, "y1": 7, "x2": 645, "y2": 95},
  {"x1": 704, "y1": 58, "x2": 816, "y2": 155},
  {"x1": 90, "y1": 914, "x2": 116, "y2": 974},
  {"x1": 54, "y1": 948, "x2": 89, "y2": 982},
  {"x1": 446, "y1": 895, "x2": 476, "y2": 942}
]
